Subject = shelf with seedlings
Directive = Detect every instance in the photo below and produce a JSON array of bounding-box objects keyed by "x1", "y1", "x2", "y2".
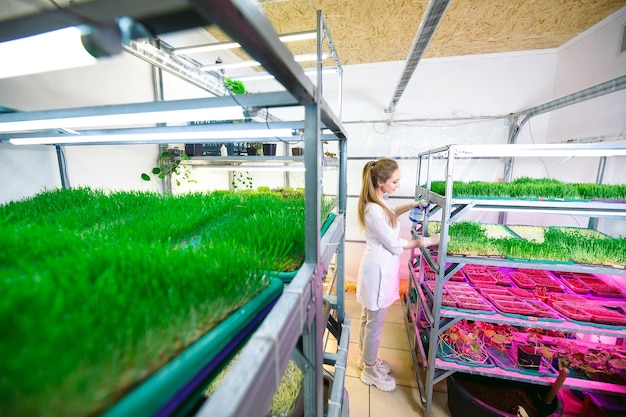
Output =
[
  {"x1": 410, "y1": 145, "x2": 626, "y2": 417},
  {"x1": 423, "y1": 220, "x2": 626, "y2": 268},
  {"x1": 0, "y1": 187, "x2": 334, "y2": 417},
  {"x1": 427, "y1": 177, "x2": 626, "y2": 201}
]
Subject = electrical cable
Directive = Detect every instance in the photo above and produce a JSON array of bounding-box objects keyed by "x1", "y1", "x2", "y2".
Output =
[
  {"x1": 527, "y1": 121, "x2": 582, "y2": 228},
  {"x1": 527, "y1": 120, "x2": 551, "y2": 178},
  {"x1": 372, "y1": 121, "x2": 390, "y2": 134},
  {"x1": 224, "y1": 88, "x2": 290, "y2": 146}
]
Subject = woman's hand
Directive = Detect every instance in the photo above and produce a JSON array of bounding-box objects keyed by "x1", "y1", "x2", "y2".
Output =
[{"x1": 421, "y1": 233, "x2": 440, "y2": 248}]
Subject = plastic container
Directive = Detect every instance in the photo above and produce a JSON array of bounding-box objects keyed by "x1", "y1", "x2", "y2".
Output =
[
  {"x1": 447, "y1": 373, "x2": 563, "y2": 417},
  {"x1": 409, "y1": 202, "x2": 428, "y2": 223}
]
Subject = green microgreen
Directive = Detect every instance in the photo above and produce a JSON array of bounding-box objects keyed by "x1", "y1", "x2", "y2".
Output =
[
  {"x1": 429, "y1": 177, "x2": 626, "y2": 200},
  {"x1": 0, "y1": 187, "x2": 332, "y2": 416}
]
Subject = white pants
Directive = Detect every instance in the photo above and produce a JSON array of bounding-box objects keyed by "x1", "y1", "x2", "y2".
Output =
[{"x1": 359, "y1": 305, "x2": 388, "y2": 365}]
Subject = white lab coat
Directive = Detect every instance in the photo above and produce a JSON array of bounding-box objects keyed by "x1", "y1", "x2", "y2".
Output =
[{"x1": 356, "y1": 201, "x2": 407, "y2": 311}]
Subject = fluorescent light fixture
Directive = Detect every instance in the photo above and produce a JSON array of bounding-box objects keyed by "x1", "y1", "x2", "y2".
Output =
[
  {"x1": 0, "y1": 27, "x2": 98, "y2": 79},
  {"x1": 235, "y1": 67, "x2": 338, "y2": 82},
  {"x1": 201, "y1": 53, "x2": 332, "y2": 71},
  {"x1": 0, "y1": 106, "x2": 244, "y2": 133},
  {"x1": 447, "y1": 144, "x2": 626, "y2": 157},
  {"x1": 279, "y1": 31, "x2": 318, "y2": 42},
  {"x1": 8, "y1": 128, "x2": 295, "y2": 145},
  {"x1": 173, "y1": 31, "x2": 316, "y2": 55},
  {"x1": 189, "y1": 165, "x2": 305, "y2": 172}
]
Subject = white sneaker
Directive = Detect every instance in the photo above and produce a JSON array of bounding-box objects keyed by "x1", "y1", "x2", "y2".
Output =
[
  {"x1": 357, "y1": 357, "x2": 392, "y2": 374},
  {"x1": 360, "y1": 364, "x2": 396, "y2": 392}
]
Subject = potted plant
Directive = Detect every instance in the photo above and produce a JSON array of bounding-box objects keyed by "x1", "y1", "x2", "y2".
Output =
[
  {"x1": 517, "y1": 328, "x2": 554, "y2": 369},
  {"x1": 517, "y1": 344, "x2": 543, "y2": 369},
  {"x1": 246, "y1": 143, "x2": 262, "y2": 156},
  {"x1": 141, "y1": 148, "x2": 196, "y2": 186},
  {"x1": 263, "y1": 143, "x2": 277, "y2": 156}
]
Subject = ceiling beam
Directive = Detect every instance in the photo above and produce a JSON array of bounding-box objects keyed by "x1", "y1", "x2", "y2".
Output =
[{"x1": 385, "y1": 0, "x2": 452, "y2": 116}]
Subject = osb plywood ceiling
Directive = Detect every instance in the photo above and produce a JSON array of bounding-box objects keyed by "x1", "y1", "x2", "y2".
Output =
[{"x1": 212, "y1": 0, "x2": 626, "y2": 65}]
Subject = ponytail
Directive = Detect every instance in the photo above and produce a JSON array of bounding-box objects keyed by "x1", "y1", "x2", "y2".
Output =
[{"x1": 357, "y1": 158, "x2": 399, "y2": 230}]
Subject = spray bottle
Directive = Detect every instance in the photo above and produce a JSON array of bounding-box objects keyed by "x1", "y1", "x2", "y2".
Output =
[{"x1": 409, "y1": 200, "x2": 429, "y2": 223}]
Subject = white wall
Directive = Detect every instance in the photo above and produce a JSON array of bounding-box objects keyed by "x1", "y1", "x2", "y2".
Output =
[
  {"x1": 549, "y1": 6, "x2": 626, "y2": 142},
  {"x1": 507, "y1": 7, "x2": 626, "y2": 237},
  {"x1": 0, "y1": 51, "x2": 160, "y2": 202}
]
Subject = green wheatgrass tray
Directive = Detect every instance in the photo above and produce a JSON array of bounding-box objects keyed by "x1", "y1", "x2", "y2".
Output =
[
  {"x1": 503, "y1": 256, "x2": 574, "y2": 265},
  {"x1": 270, "y1": 212, "x2": 337, "y2": 283},
  {"x1": 102, "y1": 277, "x2": 283, "y2": 417},
  {"x1": 427, "y1": 178, "x2": 626, "y2": 201},
  {"x1": 0, "y1": 189, "x2": 304, "y2": 416},
  {"x1": 426, "y1": 221, "x2": 515, "y2": 240},
  {"x1": 505, "y1": 225, "x2": 611, "y2": 243},
  {"x1": 423, "y1": 221, "x2": 625, "y2": 267}
]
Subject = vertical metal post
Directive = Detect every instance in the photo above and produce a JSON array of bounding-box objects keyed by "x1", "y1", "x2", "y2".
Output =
[
  {"x1": 499, "y1": 117, "x2": 518, "y2": 224},
  {"x1": 588, "y1": 156, "x2": 607, "y2": 230},
  {"x1": 150, "y1": 37, "x2": 172, "y2": 195},
  {"x1": 425, "y1": 147, "x2": 454, "y2": 417},
  {"x1": 303, "y1": 101, "x2": 322, "y2": 416},
  {"x1": 336, "y1": 137, "x2": 348, "y2": 323},
  {"x1": 55, "y1": 145, "x2": 69, "y2": 189}
]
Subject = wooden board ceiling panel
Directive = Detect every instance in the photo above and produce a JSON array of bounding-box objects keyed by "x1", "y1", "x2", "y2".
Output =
[{"x1": 208, "y1": 0, "x2": 626, "y2": 66}]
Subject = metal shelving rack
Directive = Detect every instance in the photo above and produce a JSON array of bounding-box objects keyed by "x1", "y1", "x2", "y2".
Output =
[
  {"x1": 0, "y1": 1, "x2": 349, "y2": 416},
  {"x1": 404, "y1": 143, "x2": 626, "y2": 417}
]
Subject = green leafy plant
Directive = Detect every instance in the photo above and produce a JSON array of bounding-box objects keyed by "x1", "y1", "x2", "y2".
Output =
[
  {"x1": 245, "y1": 142, "x2": 262, "y2": 155},
  {"x1": 439, "y1": 320, "x2": 490, "y2": 365},
  {"x1": 232, "y1": 171, "x2": 254, "y2": 190},
  {"x1": 224, "y1": 77, "x2": 246, "y2": 94},
  {"x1": 477, "y1": 322, "x2": 515, "y2": 353},
  {"x1": 141, "y1": 149, "x2": 196, "y2": 186}
]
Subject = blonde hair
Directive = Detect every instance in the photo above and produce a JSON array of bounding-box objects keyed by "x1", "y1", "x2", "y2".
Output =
[{"x1": 357, "y1": 158, "x2": 399, "y2": 230}]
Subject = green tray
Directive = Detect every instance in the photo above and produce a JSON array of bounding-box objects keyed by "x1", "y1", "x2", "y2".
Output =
[
  {"x1": 270, "y1": 213, "x2": 338, "y2": 283},
  {"x1": 102, "y1": 277, "x2": 284, "y2": 417}
]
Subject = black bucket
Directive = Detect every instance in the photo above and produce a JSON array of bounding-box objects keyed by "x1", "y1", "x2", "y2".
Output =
[{"x1": 447, "y1": 373, "x2": 563, "y2": 417}]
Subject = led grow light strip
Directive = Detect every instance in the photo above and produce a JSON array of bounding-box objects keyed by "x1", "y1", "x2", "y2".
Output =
[
  {"x1": 447, "y1": 144, "x2": 626, "y2": 157},
  {"x1": 0, "y1": 106, "x2": 244, "y2": 133},
  {"x1": 8, "y1": 128, "x2": 295, "y2": 145},
  {"x1": 235, "y1": 67, "x2": 338, "y2": 82},
  {"x1": 192, "y1": 165, "x2": 305, "y2": 172},
  {"x1": 201, "y1": 53, "x2": 332, "y2": 71},
  {"x1": 0, "y1": 27, "x2": 98, "y2": 79},
  {"x1": 172, "y1": 31, "x2": 317, "y2": 55}
]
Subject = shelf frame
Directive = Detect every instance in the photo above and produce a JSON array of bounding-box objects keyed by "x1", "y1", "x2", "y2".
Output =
[{"x1": 410, "y1": 143, "x2": 626, "y2": 417}]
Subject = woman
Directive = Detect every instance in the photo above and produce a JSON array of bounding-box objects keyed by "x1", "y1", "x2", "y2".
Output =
[{"x1": 356, "y1": 158, "x2": 440, "y2": 392}]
